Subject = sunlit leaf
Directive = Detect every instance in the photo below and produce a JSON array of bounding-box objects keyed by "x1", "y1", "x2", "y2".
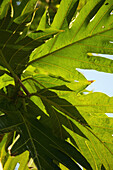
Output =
[
  {"x1": 0, "y1": 0, "x2": 113, "y2": 169},
  {"x1": 30, "y1": 0, "x2": 113, "y2": 81},
  {"x1": 4, "y1": 151, "x2": 29, "y2": 170}
]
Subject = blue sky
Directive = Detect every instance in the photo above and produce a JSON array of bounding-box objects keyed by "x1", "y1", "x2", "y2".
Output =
[
  {"x1": 78, "y1": 69, "x2": 113, "y2": 97},
  {"x1": 77, "y1": 54, "x2": 113, "y2": 97}
]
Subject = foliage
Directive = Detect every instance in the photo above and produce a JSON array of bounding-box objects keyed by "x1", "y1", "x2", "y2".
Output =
[{"x1": 0, "y1": 0, "x2": 113, "y2": 169}]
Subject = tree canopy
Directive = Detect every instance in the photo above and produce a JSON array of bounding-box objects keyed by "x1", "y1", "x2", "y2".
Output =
[{"x1": 0, "y1": 0, "x2": 113, "y2": 169}]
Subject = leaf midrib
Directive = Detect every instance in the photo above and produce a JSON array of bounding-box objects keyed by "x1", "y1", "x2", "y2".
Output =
[
  {"x1": 19, "y1": 112, "x2": 42, "y2": 170},
  {"x1": 34, "y1": 93, "x2": 113, "y2": 157},
  {"x1": 28, "y1": 26, "x2": 113, "y2": 66},
  {"x1": 19, "y1": 110, "x2": 65, "y2": 169}
]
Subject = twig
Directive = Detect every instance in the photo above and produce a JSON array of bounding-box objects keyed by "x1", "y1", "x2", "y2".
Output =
[{"x1": 17, "y1": 76, "x2": 30, "y2": 96}]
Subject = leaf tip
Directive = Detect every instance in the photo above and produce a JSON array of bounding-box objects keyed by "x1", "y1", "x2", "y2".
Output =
[{"x1": 88, "y1": 80, "x2": 96, "y2": 83}]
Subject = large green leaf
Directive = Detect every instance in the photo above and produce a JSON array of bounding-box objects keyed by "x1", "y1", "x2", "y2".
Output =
[
  {"x1": 0, "y1": 0, "x2": 113, "y2": 169},
  {"x1": 21, "y1": 64, "x2": 90, "y2": 92},
  {"x1": 19, "y1": 71, "x2": 113, "y2": 169},
  {"x1": 21, "y1": 68, "x2": 91, "y2": 141},
  {"x1": 29, "y1": 0, "x2": 113, "y2": 81},
  {"x1": 0, "y1": 89, "x2": 91, "y2": 170},
  {"x1": 55, "y1": 91, "x2": 113, "y2": 169}
]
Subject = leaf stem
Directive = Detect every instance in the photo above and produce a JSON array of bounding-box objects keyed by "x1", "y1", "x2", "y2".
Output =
[
  {"x1": 17, "y1": 77, "x2": 30, "y2": 96},
  {"x1": 0, "y1": 51, "x2": 30, "y2": 96},
  {"x1": 22, "y1": 98, "x2": 27, "y2": 112}
]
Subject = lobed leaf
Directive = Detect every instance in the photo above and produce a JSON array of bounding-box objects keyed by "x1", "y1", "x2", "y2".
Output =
[
  {"x1": 29, "y1": 0, "x2": 113, "y2": 81},
  {"x1": 0, "y1": 93, "x2": 91, "y2": 170}
]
